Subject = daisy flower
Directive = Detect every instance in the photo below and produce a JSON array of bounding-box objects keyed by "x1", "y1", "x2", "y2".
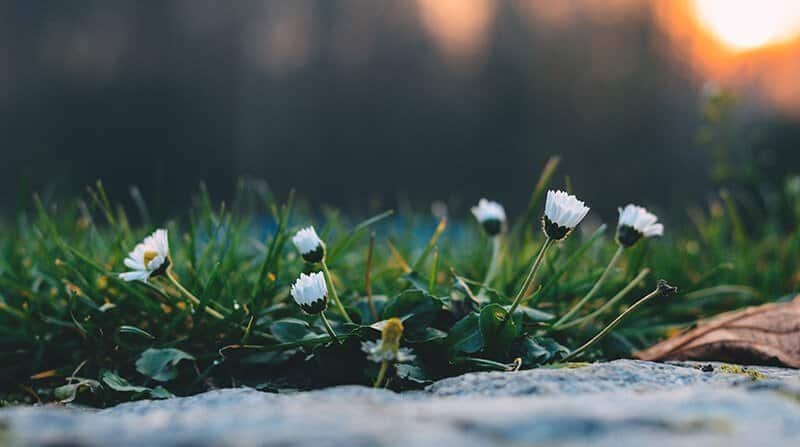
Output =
[
  {"x1": 543, "y1": 190, "x2": 590, "y2": 240},
  {"x1": 471, "y1": 198, "x2": 507, "y2": 236},
  {"x1": 362, "y1": 341, "x2": 416, "y2": 363},
  {"x1": 292, "y1": 226, "x2": 325, "y2": 263},
  {"x1": 119, "y1": 229, "x2": 170, "y2": 282},
  {"x1": 616, "y1": 204, "x2": 664, "y2": 247},
  {"x1": 362, "y1": 318, "x2": 415, "y2": 363},
  {"x1": 290, "y1": 272, "x2": 328, "y2": 315}
]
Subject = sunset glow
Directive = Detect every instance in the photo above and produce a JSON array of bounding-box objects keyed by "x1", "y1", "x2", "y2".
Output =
[{"x1": 692, "y1": 0, "x2": 800, "y2": 51}]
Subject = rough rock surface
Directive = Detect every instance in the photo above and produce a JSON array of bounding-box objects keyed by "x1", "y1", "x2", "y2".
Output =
[{"x1": 3, "y1": 360, "x2": 800, "y2": 446}]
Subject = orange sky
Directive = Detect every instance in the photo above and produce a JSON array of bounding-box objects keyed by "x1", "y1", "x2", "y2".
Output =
[
  {"x1": 412, "y1": 0, "x2": 800, "y2": 116},
  {"x1": 654, "y1": 0, "x2": 800, "y2": 116}
]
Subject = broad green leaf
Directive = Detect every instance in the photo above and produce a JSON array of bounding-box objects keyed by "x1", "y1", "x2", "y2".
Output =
[
  {"x1": 512, "y1": 305, "x2": 555, "y2": 323},
  {"x1": 445, "y1": 313, "x2": 483, "y2": 355},
  {"x1": 54, "y1": 379, "x2": 101, "y2": 404},
  {"x1": 479, "y1": 304, "x2": 516, "y2": 356},
  {"x1": 403, "y1": 271, "x2": 430, "y2": 293},
  {"x1": 270, "y1": 318, "x2": 313, "y2": 343},
  {"x1": 355, "y1": 295, "x2": 388, "y2": 324},
  {"x1": 135, "y1": 348, "x2": 195, "y2": 382},
  {"x1": 148, "y1": 386, "x2": 175, "y2": 400},
  {"x1": 406, "y1": 327, "x2": 448, "y2": 343},
  {"x1": 101, "y1": 370, "x2": 150, "y2": 393},
  {"x1": 512, "y1": 336, "x2": 569, "y2": 366},
  {"x1": 382, "y1": 289, "x2": 441, "y2": 328},
  {"x1": 101, "y1": 370, "x2": 176, "y2": 399}
]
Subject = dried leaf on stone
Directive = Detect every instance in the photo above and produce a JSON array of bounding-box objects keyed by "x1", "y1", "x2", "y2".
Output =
[{"x1": 636, "y1": 295, "x2": 800, "y2": 368}]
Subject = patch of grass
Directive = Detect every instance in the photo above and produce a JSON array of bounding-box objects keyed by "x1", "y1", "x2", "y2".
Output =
[
  {"x1": 2, "y1": 92, "x2": 799, "y2": 405},
  {"x1": 0, "y1": 166, "x2": 795, "y2": 407}
]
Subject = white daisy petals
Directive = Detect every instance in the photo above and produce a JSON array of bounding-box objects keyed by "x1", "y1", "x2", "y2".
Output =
[
  {"x1": 618, "y1": 204, "x2": 664, "y2": 238},
  {"x1": 471, "y1": 198, "x2": 506, "y2": 224},
  {"x1": 290, "y1": 272, "x2": 328, "y2": 306},
  {"x1": 545, "y1": 190, "x2": 590, "y2": 229},
  {"x1": 118, "y1": 229, "x2": 170, "y2": 283}
]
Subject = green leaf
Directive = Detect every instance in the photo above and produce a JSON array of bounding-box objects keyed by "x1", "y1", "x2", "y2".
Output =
[
  {"x1": 406, "y1": 327, "x2": 448, "y2": 343},
  {"x1": 54, "y1": 379, "x2": 101, "y2": 403},
  {"x1": 382, "y1": 289, "x2": 442, "y2": 328},
  {"x1": 135, "y1": 348, "x2": 195, "y2": 382},
  {"x1": 512, "y1": 336, "x2": 569, "y2": 367},
  {"x1": 403, "y1": 271, "x2": 430, "y2": 293},
  {"x1": 101, "y1": 370, "x2": 150, "y2": 393},
  {"x1": 101, "y1": 370, "x2": 176, "y2": 399},
  {"x1": 513, "y1": 305, "x2": 555, "y2": 323},
  {"x1": 148, "y1": 386, "x2": 175, "y2": 400},
  {"x1": 479, "y1": 304, "x2": 516, "y2": 356},
  {"x1": 445, "y1": 313, "x2": 483, "y2": 355},
  {"x1": 355, "y1": 295, "x2": 388, "y2": 324},
  {"x1": 270, "y1": 318, "x2": 313, "y2": 343}
]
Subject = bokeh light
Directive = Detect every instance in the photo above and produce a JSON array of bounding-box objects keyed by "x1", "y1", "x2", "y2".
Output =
[{"x1": 692, "y1": 0, "x2": 800, "y2": 52}]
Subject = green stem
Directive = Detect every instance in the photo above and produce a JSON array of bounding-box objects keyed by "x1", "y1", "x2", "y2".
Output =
[
  {"x1": 452, "y1": 356, "x2": 513, "y2": 371},
  {"x1": 321, "y1": 260, "x2": 353, "y2": 324},
  {"x1": 477, "y1": 236, "x2": 502, "y2": 300},
  {"x1": 554, "y1": 268, "x2": 650, "y2": 331},
  {"x1": 506, "y1": 238, "x2": 553, "y2": 318},
  {"x1": 319, "y1": 311, "x2": 339, "y2": 342},
  {"x1": 561, "y1": 286, "x2": 663, "y2": 362},
  {"x1": 219, "y1": 333, "x2": 349, "y2": 356},
  {"x1": 373, "y1": 361, "x2": 389, "y2": 388},
  {"x1": 165, "y1": 269, "x2": 225, "y2": 320},
  {"x1": 552, "y1": 245, "x2": 624, "y2": 329},
  {"x1": 428, "y1": 246, "x2": 439, "y2": 293}
]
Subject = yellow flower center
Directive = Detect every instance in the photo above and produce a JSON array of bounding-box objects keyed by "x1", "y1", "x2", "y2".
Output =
[
  {"x1": 381, "y1": 318, "x2": 404, "y2": 352},
  {"x1": 143, "y1": 250, "x2": 159, "y2": 268}
]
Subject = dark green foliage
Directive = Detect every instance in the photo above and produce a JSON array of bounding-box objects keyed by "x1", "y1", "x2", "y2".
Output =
[{"x1": 1, "y1": 149, "x2": 799, "y2": 406}]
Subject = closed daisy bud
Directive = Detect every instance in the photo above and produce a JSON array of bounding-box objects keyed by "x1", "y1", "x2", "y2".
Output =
[
  {"x1": 616, "y1": 204, "x2": 664, "y2": 248},
  {"x1": 292, "y1": 226, "x2": 325, "y2": 263},
  {"x1": 119, "y1": 229, "x2": 171, "y2": 282},
  {"x1": 542, "y1": 190, "x2": 590, "y2": 240},
  {"x1": 291, "y1": 272, "x2": 328, "y2": 314},
  {"x1": 362, "y1": 318, "x2": 415, "y2": 363},
  {"x1": 656, "y1": 279, "x2": 678, "y2": 296},
  {"x1": 471, "y1": 198, "x2": 506, "y2": 237}
]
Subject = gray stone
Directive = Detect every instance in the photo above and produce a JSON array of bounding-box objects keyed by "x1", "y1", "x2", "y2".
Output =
[
  {"x1": 3, "y1": 360, "x2": 800, "y2": 446},
  {"x1": 427, "y1": 359, "x2": 800, "y2": 397}
]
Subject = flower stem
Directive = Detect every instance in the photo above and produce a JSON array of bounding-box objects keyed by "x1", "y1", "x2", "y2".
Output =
[
  {"x1": 553, "y1": 268, "x2": 650, "y2": 331},
  {"x1": 165, "y1": 269, "x2": 224, "y2": 320},
  {"x1": 561, "y1": 285, "x2": 663, "y2": 362},
  {"x1": 552, "y1": 245, "x2": 624, "y2": 329},
  {"x1": 321, "y1": 259, "x2": 353, "y2": 324},
  {"x1": 506, "y1": 237, "x2": 554, "y2": 319},
  {"x1": 319, "y1": 311, "x2": 339, "y2": 342},
  {"x1": 477, "y1": 236, "x2": 502, "y2": 301},
  {"x1": 373, "y1": 361, "x2": 389, "y2": 388}
]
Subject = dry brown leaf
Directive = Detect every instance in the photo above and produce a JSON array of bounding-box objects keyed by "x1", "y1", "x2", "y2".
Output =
[{"x1": 635, "y1": 295, "x2": 800, "y2": 368}]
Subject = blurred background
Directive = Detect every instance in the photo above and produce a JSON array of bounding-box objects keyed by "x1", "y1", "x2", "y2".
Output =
[{"x1": 3, "y1": 0, "x2": 800, "y2": 219}]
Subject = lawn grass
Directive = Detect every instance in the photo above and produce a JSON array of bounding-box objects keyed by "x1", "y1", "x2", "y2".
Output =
[{"x1": 1, "y1": 153, "x2": 798, "y2": 408}]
